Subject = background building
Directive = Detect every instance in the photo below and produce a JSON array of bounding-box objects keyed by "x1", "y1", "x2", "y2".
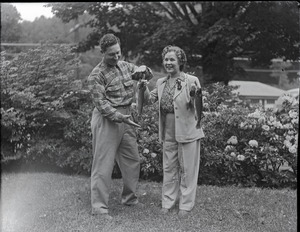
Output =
[{"x1": 229, "y1": 80, "x2": 286, "y2": 109}]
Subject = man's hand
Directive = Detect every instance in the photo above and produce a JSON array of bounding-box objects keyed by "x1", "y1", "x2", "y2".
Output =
[{"x1": 122, "y1": 115, "x2": 141, "y2": 128}]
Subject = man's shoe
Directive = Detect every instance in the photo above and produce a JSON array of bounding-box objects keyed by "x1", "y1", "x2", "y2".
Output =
[
  {"x1": 178, "y1": 209, "x2": 190, "y2": 218},
  {"x1": 91, "y1": 209, "x2": 113, "y2": 220},
  {"x1": 124, "y1": 202, "x2": 145, "y2": 208}
]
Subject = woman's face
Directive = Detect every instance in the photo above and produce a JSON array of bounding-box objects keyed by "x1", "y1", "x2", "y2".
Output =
[{"x1": 163, "y1": 51, "x2": 180, "y2": 75}]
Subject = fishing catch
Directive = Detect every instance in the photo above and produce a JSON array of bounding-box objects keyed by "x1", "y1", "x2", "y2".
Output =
[
  {"x1": 132, "y1": 66, "x2": 153, "y2": 115},
  {"x1": 190, "y1": 81, "x2": 203, "y2": 129},
  {"x1": 137, "y1": 81, "x2": 146, "y2": 115},
  {"x1": 131, "y1": 65, "x2": 153, "y2": 82}
]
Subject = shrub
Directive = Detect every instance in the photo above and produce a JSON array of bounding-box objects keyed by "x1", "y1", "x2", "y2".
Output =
[
  {"x1": 1, "y1": 45, "x2": 79, "y2": 158},
  {"x1": 0, "y1": 45, "x2": 94, "y2": 173},
  {"x1": 199, "y1": 86, "x2": 298, "y2": 188},
  {"x1": 1, "y1": 46, "x2": 297, "y2": 188},
  {"x1": 132, "y1": 102, "x2": 163, "y2": 181}
]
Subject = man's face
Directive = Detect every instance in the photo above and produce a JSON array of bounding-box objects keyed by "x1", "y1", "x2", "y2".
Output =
[{"x1": 103, "y1": 43, "x2": 121, "y2": 66}]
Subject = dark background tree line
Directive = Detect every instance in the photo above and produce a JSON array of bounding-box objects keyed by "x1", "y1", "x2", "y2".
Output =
[
  {"x1": 1, "y1": 3, "x2": 92, "y2": 44},
  {"x1": 1, "y1": 2, "x2": 299, "y2": 86},
  {"x1": 46, "y1": 1, "x2": 299, "y2": 85}
]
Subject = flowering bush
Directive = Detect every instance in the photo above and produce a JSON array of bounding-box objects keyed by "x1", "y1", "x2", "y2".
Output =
[
  {"x1": 199, "y1": 86, "x2": 298, "y2": 188},
  {"x1": 132, "y1": 102, "x2": 163, "y2": 181}
]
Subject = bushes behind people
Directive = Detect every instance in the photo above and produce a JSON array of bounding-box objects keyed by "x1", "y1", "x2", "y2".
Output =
[{"x1": 1, "y1": 47, "x2": 298, "y2": 188}]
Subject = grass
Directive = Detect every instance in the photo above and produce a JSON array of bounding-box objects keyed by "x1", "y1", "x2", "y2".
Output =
[{"x1": 1, "y1": 172, "x2": 297, "y2": 232}]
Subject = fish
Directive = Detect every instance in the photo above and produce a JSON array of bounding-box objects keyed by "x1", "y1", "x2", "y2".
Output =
[
  {"x1": 133, "y1": 67, "x2": 153, "y2": 116},
  {"x1": 194, "y1": 82, "x2": 203, "y2": 129},
  {"x1": 137, "y1": 78, "x2": 146, "y2": 115},
  {"x1": 190, "y1": 83, "x2": 197, "y2": 97},
  {"x1": 187, "y1": 83, "x2": 196, "y2": 110},
  {"x1": 125, "y1": 118, "x2": 141, "y2": 128},
  {"x1": 131, "y1": 66, "x2": 153, "y2": 82}
]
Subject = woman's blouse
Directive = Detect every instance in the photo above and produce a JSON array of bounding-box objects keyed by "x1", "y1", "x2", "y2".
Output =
[{"x1": 160, "y1": 77, "x2": 177, "y2": 114}]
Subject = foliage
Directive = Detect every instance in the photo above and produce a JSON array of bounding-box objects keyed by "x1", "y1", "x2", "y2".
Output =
[
  {"x1": 132, "y1": 102, "x2": 163, "y2": 181},
  {"x1": 0, "y1": 3, "x2": 22, "y2": 42},
  {"x1": 199, "y1": 85, "x2": 298, "y2": 188},
  {"x1": 19, "y1": 14, "x2": 93, "y2": 44},
  {"x1": 1, "y1": 46, "x2": 298, "y2": 188},
  {"x1": 47, "y1": 2, "x2": 299, "y2": 85},
  {"x1": 0, "y1": 3, "x2": 93, "y2": 45},
  {"x1": 0, "y1": 45, "x2": 93, "y2": 174},
  {"x1": 238, "y1": 1, "x2": 299, "y2": 67}
]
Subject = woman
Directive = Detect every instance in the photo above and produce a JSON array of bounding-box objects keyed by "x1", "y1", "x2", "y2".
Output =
[{"x1": 140, "y1": 45, "x2": 205, "y2": 217}]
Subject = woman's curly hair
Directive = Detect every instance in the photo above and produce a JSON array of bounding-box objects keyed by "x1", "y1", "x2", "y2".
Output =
[
  {"x1": 99, "y1": 33, "x2": 121, "y2": 53},
  {"x1": 161, "y1": 45, "x2": 187, "y2": 71}
]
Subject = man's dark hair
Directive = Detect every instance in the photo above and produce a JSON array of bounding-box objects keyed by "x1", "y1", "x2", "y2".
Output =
[{"x1": 99, "y1": 33, "x2": 121, "y2": 53}]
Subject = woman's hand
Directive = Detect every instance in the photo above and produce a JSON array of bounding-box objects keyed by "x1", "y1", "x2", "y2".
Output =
[
  {"x1": 190, "y1": 83, "x2": 197, "y2": 97},
  {"x1": 137, "y1": 79, "x2": 149, "y2": 91}
]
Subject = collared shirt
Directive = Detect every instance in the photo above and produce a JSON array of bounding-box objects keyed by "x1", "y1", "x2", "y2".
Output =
[{"x1": 87, "y1": 60, "x2": 137, "y2": 122}]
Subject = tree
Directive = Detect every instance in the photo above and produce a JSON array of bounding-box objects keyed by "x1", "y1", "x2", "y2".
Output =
[
  {"x1": 46, "y1": 2, "x2": 299, "y2": 85},
  {"x1": 238, "y1": 1, "x2": 299, "y2": 67},
  {"x1": 0, "y1": 3, "x2": 22, "y2": 42},
  {"x1": 19, "y1": 15, "x2": 93, "y2": 44}
]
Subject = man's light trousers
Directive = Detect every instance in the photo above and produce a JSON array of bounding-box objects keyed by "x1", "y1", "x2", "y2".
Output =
[{"x1": 90, "y1": 107, "x2": 140, "y2": 213}]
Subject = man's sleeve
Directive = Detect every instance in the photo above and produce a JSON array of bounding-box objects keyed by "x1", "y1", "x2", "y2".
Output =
[{"x1": 88, "y1": 71, "x2": 124, "y2": 122}]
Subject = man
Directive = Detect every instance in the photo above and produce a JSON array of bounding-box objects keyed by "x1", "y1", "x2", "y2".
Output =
[{"x1": 87, "y1": 33, "x2": 153, "y2": 220}]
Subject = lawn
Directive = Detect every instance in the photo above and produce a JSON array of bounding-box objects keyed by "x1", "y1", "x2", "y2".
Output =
[{"x1": 1, "y1": 172, "x2": 297, "y2": 232}]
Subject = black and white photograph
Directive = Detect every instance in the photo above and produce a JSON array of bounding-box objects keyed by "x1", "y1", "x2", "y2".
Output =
[{"x1": 1, "y1": 2, "x2": 298, "y2": 232}]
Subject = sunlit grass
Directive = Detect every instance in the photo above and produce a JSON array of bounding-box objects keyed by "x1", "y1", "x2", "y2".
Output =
[{"x1": 1, "y1": 172, "x2": 297, "y2": 232}]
